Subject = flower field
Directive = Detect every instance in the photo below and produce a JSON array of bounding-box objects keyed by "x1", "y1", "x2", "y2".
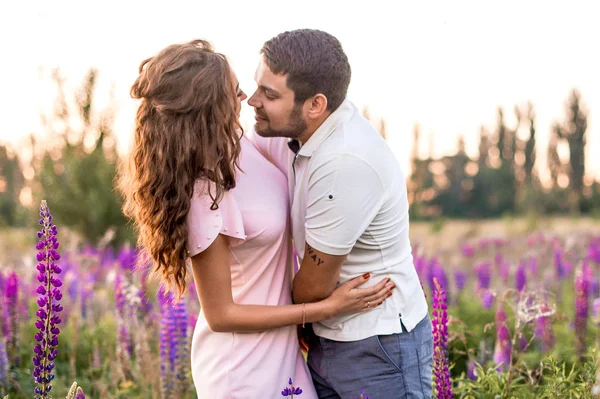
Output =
[{"x1": 1, "y1": 205, "x2": 599, "y2": 398}]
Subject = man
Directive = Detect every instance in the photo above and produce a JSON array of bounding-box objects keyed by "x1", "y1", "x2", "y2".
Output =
[{"x1": 248, "y1": 29, "x2": 432, "y2": 398}]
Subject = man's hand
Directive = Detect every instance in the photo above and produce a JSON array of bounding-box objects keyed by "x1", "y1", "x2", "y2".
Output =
[{"x1": 292, "y1": 242, "x2": 347, "y2": 304}]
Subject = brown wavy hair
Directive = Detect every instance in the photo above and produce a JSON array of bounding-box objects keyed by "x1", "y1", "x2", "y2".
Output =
[{"x1": 119, "y1": 39, "x2": 242, "y2": 298}]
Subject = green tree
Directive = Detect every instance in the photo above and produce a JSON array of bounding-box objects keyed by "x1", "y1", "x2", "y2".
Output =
[
  {"x1": 33, "y1": 68, "x2": 133, "y2": 246},
  {"x1": 523, "y1": 102, "x2": 537, "y2": 186},
  {"x1": 432, "y1": 137, "x2": 470, "y2": 217},
  {"x1": 547, "y1": 128, "x2": 562, "y2": 189},
  {"x1": 553, "y1": 89, "x2": 588, "y2": 212},
  {"x1": 512, "y1": 102, "x2": 539, "y2": 214},
  {"x1": 478, "y1": 126, "x2": 490, "y2": 169},
  {"x1": 496, "y1": 107, "x2": 507, "y2": 162},
  {"x1": 0, "y1": 144, "x2": 26, "y2": 226},
  {"x1": 491, "y1": 108, "x2": 517, "y2": 215}
]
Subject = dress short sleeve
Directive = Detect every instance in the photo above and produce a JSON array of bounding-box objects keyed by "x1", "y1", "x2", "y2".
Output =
[
  {"x1": 246, "y1": 128, "x2": 293, "y2": 179},
  {"x1": 186, "y1": 179, "x2": 246, "y2": 258}
]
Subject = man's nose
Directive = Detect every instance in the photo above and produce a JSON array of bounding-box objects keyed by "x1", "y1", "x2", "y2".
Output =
[{"x1": 247, "y1": 91, "x2": 259, "y2": 107}]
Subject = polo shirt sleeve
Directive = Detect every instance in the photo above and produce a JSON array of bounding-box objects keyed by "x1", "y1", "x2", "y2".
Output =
[{"x1": 305, "y1": 154, "x2": 386, "y2": 256}]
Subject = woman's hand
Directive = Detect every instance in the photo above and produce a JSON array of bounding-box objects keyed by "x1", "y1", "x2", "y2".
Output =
[{"x1": 324, "y1": 274, "x2": 394, "y2": 318}]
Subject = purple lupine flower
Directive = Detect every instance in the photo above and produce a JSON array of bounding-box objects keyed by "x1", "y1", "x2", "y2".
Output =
[
  {"x1": 475, "y1": 261, "x2": 493, "y2": 308},
  {"x1": 281, "y1": 377, "x2": 303, "y2": 397},
  {"x1": 534, "y1": 303, "x2": 555, "y2": 353},
  {"x1": 167, "y1": 304, "x2": 179, "y2": 373},
  {"x1": 172, "y1": 296, "x2": 190, "y2": 395},
  {"x1": 174, "y1": 300, "x2": 188, "y2": 349},
  {"x1": 0, "y1": 274, "x2": 7, "y2": 347},
  {"x1": 4, "y1": 271, "x2": 19, "y2": 365},
  {"x1": 493, "y1": 307, "x2": 512, "y2": 372},
  {"x1": 138, "y1": 260, "x2": 153, "y2": 318},
  {"x1": 75, "y1": 387, "x2": 86, "y2": 399},
  {"x1": 594, "y1": 297, "x2": 600, "y2": 349},
  {"x1": 117, "y1": 247, "x2": 137, "y2": 271},
  {"x1": 454, "y1": 270, "x2": 467, "y2": 291},
  {"x1": 554, "y1": 248, "x2": 567, "y2": 280},
  {"x1": 159, "y1": 286, "x2": 174, "y2": 397},
  {"x1": 466, "y1": 359, "x2": 477, "y2": 381},
  {"x1": 414, "y1": 255, "x2": 427, "y2": 282},
  {"x1": 114, "y1": 274, "x2": 132, "y2": 357},
  {"x1": 33, "y1": 200, "x2": 63, "y2": 398},
  {"x1": 0, "y1": 273, "x2": 4, "y2": 332},
  {"x1": 588, "y1": 238, "x2": 600, "y2": 264},
  {"x1": 100, "y1": 247, "x2": 115, "y2": 269},
  {"x1": 475, "y1": 262, "x2": 492, "y2": 291},
  {"x1": 481, "y1": 290, "x2": 495, "y2": 309},
  {"x1": 593, "y1": 298, "x2": 600, "y2": 321},
  {"x1": 82, "y1": 245, "x2": 99, "y2": 257},
  {"x1": 574, "y1": 262, "x2": 591, "y2": 359},
  {"x1": 515, "y1": 260, "x2": 527, "y2": 292},
  {"x1": 519, "y1": 334, "x2": 528, "y2": 351},
  {"x1": 591, "y1": 278, "x2": 600, "y2": 299},
  {"x1": 460, "y1": 244, "x2": 475, "y2": 257},
  {"x1": 0, "y1": 338, "x2": 9, "y2": 389},
  {"x1": 427, "y1": 258, "x2": 449, "y2": 297},
  {"x1": 431, "y1": 278, "x2": 453, "y2": 399}
]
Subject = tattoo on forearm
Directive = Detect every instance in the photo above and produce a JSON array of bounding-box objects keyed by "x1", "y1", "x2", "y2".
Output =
[{"x1": 306, "y1": 244, "x2": 325, "y2": 266}]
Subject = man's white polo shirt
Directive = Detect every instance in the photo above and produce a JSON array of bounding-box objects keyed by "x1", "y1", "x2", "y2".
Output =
[{"x1": 251, "y1": 99, "x2": 429, "y2": 342}]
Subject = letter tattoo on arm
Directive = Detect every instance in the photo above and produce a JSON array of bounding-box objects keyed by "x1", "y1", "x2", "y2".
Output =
[{"x1": 306, "y1": 244, "x2": 325, "y2": 266}]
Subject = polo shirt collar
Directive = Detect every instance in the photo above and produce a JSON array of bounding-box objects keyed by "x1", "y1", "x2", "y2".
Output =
[{"x1": 288, "y1": 99, "x2": 355, "y2": 157}]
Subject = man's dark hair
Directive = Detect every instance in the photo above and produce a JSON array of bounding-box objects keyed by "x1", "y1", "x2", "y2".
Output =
[{"x1": 261, "y1": 29, "x2": 351, "y2": 112}]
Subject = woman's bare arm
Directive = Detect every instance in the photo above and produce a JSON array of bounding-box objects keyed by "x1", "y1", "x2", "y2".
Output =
[{"x1": 190, "y1": 234, "x2": 392, "y2": 333}]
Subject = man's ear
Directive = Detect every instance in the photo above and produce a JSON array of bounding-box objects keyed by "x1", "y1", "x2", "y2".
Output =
[{"x1": 306, "y1": 94, "x2": 328, "y2": 120}]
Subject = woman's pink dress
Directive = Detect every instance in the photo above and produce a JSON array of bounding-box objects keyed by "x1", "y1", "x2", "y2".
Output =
[{"x1": 186, "y1": 135, "x2": 317, "y2": 398}]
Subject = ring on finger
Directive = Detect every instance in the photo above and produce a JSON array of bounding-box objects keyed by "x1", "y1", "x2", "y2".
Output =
[{"x1": 367, "y1": 301, "x2": 370, "y2": 308}]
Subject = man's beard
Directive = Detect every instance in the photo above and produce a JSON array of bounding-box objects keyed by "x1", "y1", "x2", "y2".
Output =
[{"x1": 255, "y1": 103, "x2": 307, "y2": 139}]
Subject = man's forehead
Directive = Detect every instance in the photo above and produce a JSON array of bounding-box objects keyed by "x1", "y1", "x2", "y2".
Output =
[{"x1": 255, "y1": 59, "x2": 289, "y2": 93}]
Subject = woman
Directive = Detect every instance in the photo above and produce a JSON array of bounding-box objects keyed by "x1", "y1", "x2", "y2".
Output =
[{"x1": 120, "y1": 40, "x2": 393, "y2": 398}]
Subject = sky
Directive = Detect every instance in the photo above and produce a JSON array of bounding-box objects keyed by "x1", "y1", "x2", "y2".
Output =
[{"x1": 1, "y1": 0, "x2": 599, "y2": 182}]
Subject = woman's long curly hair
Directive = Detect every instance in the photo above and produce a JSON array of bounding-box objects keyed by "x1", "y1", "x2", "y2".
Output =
[{"x1": 119, "y1": 39, "x2": 242, "y2": 298}]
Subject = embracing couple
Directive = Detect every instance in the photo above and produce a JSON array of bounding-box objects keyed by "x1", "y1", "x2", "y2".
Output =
[{"x1": 121, "y1": 29, "x2": 432, "y2": 398}]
